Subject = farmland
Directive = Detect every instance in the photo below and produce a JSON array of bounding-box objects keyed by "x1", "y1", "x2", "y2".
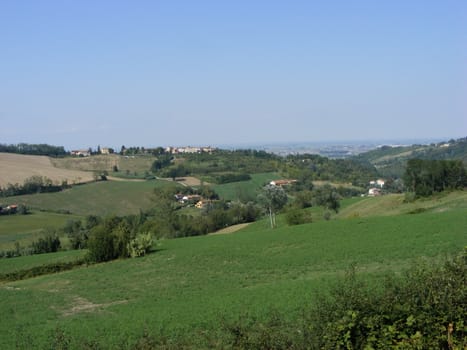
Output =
[
  {"x1": 51, "y1": 154, "x2": 155, "y2": 178},
  {"x1": 0, "y1": 153, "x2": 94, "y2": 188},
  {"x1": 2, "y1": 180, "x2": 170, "y2": 216},
  {"x1": 1, "y1": 206, "x2": 465, "y2": 348},
  {"x1": 0, "y1": 211, "x2": 81, "y2": 251}
]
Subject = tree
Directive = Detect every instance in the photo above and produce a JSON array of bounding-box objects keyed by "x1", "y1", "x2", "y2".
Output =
[
  {"x1": 313, "y1": 185, "x2": 341, "y2": 213},
  {"x1": 258, "y1": 184, "x2": 288, "y2": 228}
]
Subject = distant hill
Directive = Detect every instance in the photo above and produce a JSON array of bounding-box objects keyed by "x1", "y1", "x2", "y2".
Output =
[{"x1": 352, "y1": 137, "x2": 467, "y2": 178}]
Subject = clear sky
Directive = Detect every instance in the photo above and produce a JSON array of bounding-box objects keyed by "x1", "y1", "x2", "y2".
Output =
[{"x1": 1, "y1": 0, "x2": 466, "y2": 149}]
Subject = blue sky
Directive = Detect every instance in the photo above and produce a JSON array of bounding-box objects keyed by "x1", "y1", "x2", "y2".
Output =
[{"x1": 1, "y1": 0, "x2": 466, "y2": 149}]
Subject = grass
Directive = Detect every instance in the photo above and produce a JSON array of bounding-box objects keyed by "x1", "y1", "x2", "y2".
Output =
[
  {"x1": 213, "y1": 172, "x2": 282, "y2": 201},
  {"x1": 3, "y1": 180, "x2": 171, "y2": 216},
  {"x1": 0, "y1": 250, "x2": 86, "y2": 275},
  {"x1": 1, "y1": 207, "x2": 465, "y2": 348},
  {"x1": 0, "y1": 211, "x2": 81, "y2": 250},
  {"x1": 337, "y1": 190, "x2": 467, "y2": 219}
]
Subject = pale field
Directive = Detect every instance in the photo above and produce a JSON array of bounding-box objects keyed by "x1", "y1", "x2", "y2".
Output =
[{"x1": 0, "y1": 153, "x2": 94, "y2": 187}]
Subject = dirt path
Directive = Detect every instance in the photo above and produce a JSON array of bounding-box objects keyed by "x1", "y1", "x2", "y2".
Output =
[
  {"x1": 106, "y1": 176, "x2": 146, "y2": 182},
  {"x1": 210, "y1": 223, "x2": 251, "y2": 235}
]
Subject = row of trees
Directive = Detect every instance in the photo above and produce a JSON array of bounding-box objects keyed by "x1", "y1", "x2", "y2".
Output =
[
  {"x1": 403, "y1": 159, "x2": 466, "y2": 197},
  {"x1": 0, "y1": 176, "x2": 68, "y2": 197},
  {"x1": 0, "y1": 143, "x2": 67, "y2": 157}
]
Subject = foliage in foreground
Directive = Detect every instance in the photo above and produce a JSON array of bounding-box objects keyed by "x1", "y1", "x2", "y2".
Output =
[
  {"x1": 222, "y1": 250, "x2": 467, "y2": 349},
  {"x1": 306, "y1": 252, "x2": 466, "y2": 349}
]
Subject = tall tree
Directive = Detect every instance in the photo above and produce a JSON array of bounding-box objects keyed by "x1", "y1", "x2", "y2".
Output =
[{"x1": 258, "y1": 184, "x2": 288, "y2": 228}]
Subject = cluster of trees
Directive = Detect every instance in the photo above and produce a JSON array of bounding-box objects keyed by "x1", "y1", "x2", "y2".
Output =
[
  {"x1": 0, "y1": 230, "x2": 60, "y2": 258},
  {"x1": 404, "y1": 159, "x2": 467, "y2": 197},
  {"x1": 147, "y1": 186, "x2": 261, "y2": 238},
  {"x1": 0, "y1": 143, "x2": 67, "y2": 157},
  {"x1": 285, "y1": 154, "x2": 378, "y2": 187},
  {"x1": 150, "y1": 149, "x2": 280, "y2": 180},
  {"x1": 0, "y1": 176, "x2": 68, "y2": 197}
]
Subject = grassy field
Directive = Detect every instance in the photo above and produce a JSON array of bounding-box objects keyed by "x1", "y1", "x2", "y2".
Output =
[
  {"x1": 0, "y1": 153, "x2": 94, "y2": 187},
  {"x1": 213, "y1": 172, "x2": 282, "y2": 201},
  {"x1": 0, "y1": 250, "x2": 86, "y2": 275},
  {"x1": 1, "y1": 206, "x2": 465, "y2": 348},
  {"x1": 0, "y1": 211, "x2": 81, "y2": 250},
  {"x1": 337, "y1": 191, "x2": 467, "y2": 219},
  {"x1": 3, "y1": 180, "x2": 170, "y2": 216}
]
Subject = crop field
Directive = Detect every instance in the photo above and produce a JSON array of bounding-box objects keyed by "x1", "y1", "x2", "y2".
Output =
[
  {"x1": 3, "y1": 180, "x2": 170, "y2": 217},
  {"x1": 0, "y1": 211, "x2": 81, "y2": 250},
  {"x1": 213, "y1": 172, "x2": 281, "y2": 201},
  {"x1": 1, "y1": 208, "x2": 465, "y2": 348},
  {"x1": 0, "y1": 153, "x2": 94, "y2": 188}
]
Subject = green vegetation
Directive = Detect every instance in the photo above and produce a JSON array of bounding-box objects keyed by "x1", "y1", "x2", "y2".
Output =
[
  {"x1": 404, "y1": 158, "x2": 466, "y2": 197},
  {"x1": 0, "y1": 143, "x2": 67, "y2": 157},
  {"x1": 353, "y1": 136, "x2": 467, "y2": 178},
  {"x1": 0, "y1": 207, "x2": 465, "y2": 348},
  {"x1": 2, "y1": 180, "x2": 170, "y2": 216},
  {"x1": 0, "y1": 211, "x2": 81, "y2": 251},
  {"x1": 213, "y1": 172, "x2": 281, "y2": 201},
  {"x1": 0, "y1": 175, "x2": 67, "y2": 197},
  {"x1": 1, "y1": 140, "x2": 466, "y2": 347}
]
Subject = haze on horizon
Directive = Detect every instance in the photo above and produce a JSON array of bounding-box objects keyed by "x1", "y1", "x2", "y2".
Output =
[{"x1": 1, "y1": 1, "x2": 466, "y2": 150}]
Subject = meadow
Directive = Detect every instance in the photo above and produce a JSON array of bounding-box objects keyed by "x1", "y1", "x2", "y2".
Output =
[
  {"x1": 0, "y1": 211, "x2": 81, "y2": 251},
  {"x1": 2, "y1": 180, "x2": 170, "y2": 217},
  {"x1": 1, "y1": 207, "x2": 465, "y2": 348},
  {"x1": 213, "y1": 172, "x2": 281, "y2": 201}
]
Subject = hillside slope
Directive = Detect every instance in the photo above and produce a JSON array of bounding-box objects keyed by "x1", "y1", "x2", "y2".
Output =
[
  {"x1": 0, "y1": 153, "x2": 94, "y2": 187},
  {"x1": 352, "y1": 137, "x2": 467, "y2": 177},
  {"x1": 0, "y1": 208, "x2": 465, "y2": 348}
]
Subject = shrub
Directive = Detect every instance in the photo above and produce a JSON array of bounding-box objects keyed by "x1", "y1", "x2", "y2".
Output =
[
  {"x1": 127, "y1": 232, "x2": 153, "y2": 258},
  {"x1": 285, "y1": 209, "x2": 312, "y2": 226},
  {"x1": 305, "y1": 250, "x2": 467, "y2": 349},
  {"x1": 86, "y1": 226, "x2": 118, "y2": 263},
  {"x1": 31, "y1": 233, "x2": 61, "y2": 254}
]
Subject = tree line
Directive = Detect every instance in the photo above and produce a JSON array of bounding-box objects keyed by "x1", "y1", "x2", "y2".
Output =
[
  {"x1": 0, "y1": 176, "x2": 68, "y2": 197},
  {"x1": 403, "y1": 159, "x2": 466, "y2": 197},
  {"x1": 0, "y1": 143, "x2": 67, "y2": 157}
]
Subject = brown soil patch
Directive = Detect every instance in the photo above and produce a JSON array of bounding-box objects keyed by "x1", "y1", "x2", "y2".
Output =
[
  {"x1": 0, "y1": 153, "x2": 94, "y2": 187},
  {"x1": 106, "y1": 176, "x2": 146, "y2": 182},
  {"x1": 210, "y1": 223, "x2": 250, "y2": 235},
  {"x1": 176, "y1": 177, "x2": 207, "y2": 186},
  {"x1": 60, "y1": 296, "x2": 128, "y2": 317}
]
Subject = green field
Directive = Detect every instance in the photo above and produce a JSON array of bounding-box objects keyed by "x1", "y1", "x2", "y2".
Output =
[
  {"x1": 0, "y1": 211, "x2": 81, "y2": 250},
  {"x1": 213, "y1": 172, "x2": 282, "y2": 201},
  {"x1": 0, "y1": 249, "x2": 86, "y2": 275},
  {"x1": 337, "y1": 191, "x2": 467, "y2": 219},
  {"x1": 3, "y1": 180, "x2": 170, "y2": 217},
  {"x1": 1, "y1": 206, "x2": 465, "y2": 348}
]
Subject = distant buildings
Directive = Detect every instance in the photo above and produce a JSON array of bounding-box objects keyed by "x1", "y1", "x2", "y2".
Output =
[
  {"x1": 165, "y1": 146, "x2": 216, "y2": 154},
  {"x1": 70, "y1": 149, "x2": 91, "y2": 157}
]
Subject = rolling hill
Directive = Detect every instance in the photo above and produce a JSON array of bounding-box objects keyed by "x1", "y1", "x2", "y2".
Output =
[
  {"x1": 352, "y1": 137, "x2": 467, "y2": 178},
  {"x1": 0, "y1": 194, "x2": 465, "y2": 348},
  {"x1": 0, "y1": 153, "x2": 94, "y2": 188}
]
